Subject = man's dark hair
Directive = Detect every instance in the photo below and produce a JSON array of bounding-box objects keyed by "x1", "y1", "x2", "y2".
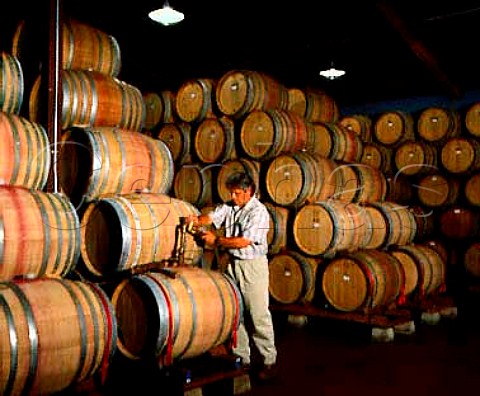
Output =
[{"x1": 226, "y1": 172, "x2": 256, "y2": 193}]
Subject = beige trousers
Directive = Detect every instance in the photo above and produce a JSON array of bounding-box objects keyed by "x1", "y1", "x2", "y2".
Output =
[{"x1": 227, "y1": 256, "x2": 277, "y2": 365}]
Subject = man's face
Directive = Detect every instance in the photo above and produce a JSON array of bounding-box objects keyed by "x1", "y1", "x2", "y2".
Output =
[{"x1": 229, "y1": 187, "x2": 252, "y2": 207}]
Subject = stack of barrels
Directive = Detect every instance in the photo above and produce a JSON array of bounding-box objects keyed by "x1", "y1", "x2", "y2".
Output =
[
  {"x1": 142, "y1": 68, "x2": 447, "y2": 315},
  {"x1": 1, "y1": 34, "x2": 118, "y2": 395},
  {"x1": 1, "y1": 17, "x2": 227, "y2": 395},
  {"x1": 0, "y1": 49, "x2": 81, "y2": 281},
  {"x1": 367, "y1": 106, "x2": 480, "y2": 280},
  {"x1": 319, "y1": 103, "x2": 480, "y2": 311},
  {"x1": 13, "y1": 17, "x2": 205, "y2": 277}
]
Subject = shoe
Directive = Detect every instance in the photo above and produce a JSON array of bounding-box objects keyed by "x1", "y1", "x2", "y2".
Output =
[{"x1": 257, "y1": 363, "x2": 277, "y2": 381}]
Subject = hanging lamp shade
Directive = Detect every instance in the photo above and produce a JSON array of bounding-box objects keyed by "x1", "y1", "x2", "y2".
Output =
[{"x1": 149, "y1": 1, "x2": 184, "y2": 26}]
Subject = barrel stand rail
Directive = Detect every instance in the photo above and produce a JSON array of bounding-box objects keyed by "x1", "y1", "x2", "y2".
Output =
[
  {"x1": 402, "y1": 293, "x2": 458, "y2": 325},
  {"x1": 271, "y1": 302, "x2": 415, "y2": 342},
  {"x1": 69, "y1": 348, "x2": 250, "y2": 396},
  {"x1": 271, "y1": 291, "x2": 458, "y2": 342}
]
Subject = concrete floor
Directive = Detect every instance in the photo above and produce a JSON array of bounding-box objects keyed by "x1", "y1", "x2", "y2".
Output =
[{"x1": 246, "y1": 294, "x2": 480, "y2": 396}]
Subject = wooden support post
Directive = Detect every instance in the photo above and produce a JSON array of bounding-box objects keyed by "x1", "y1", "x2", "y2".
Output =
[{"x1": 46, "y1": 0, "x2": 63, "y2": 193}]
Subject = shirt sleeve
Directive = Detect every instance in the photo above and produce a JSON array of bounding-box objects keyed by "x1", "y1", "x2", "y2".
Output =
[{"x1": 210, "y1": 204, "x2": 228, "y2": 229}]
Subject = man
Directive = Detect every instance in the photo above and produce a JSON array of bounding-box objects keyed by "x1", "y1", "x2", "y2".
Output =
[{"x1": 186, "y1": 172, "x2": 277, "y2": 381}]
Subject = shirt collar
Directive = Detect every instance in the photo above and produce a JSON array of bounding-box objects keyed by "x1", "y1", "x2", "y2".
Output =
[{"x1": 233, "y1": 196, "x2": 256, "y2": 212}]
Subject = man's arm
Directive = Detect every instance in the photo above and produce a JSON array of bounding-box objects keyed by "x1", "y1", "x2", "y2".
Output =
[{"x1": 211, "y1": 235, "x2": 252, "y2": 249}]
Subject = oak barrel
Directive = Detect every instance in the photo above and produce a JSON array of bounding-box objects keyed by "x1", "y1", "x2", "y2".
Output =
[
  {"x1": 307, "y1": 122, "x2": 363, "y2": 163},
  {"x1": 13, "y1": 18, "x2": 121, "y2": 77},
  {"x1": 0, "y1": 111, "x2": 50, "y2": 190},
  {"x1": 286, "y1": 87, "x2": 307, "y2": 117},
  {"x1": 173, "y1": 163, "x2": 213, "y2": 208},
  {"x1": 441, "y1": 137, "x2": 480, "y2": 174},
  {"x1": 307, "y1": 122, "x2": 337, "y2": 158},
  {"x1": 0, "y1": 52, "x2": 23, "y2": 114},
  {"x1": 155, "y1": 122, "x2": 192, "y2": 165},
  {"x1": 62, "y1": 19, "x2": 122, "y2": 76},
  {"x1": 364, "y1": 202, "x2": 417, "y2": 247},
  {"x1": 394, "y1": 141, "x2": 438, "y2": 176},
  {"x1": 215, "y1": 69, "x2": 288, "y2": 119},
  {"x1": 292, "y1": 201, "x2": 370, "y2": 256},
  {"x1": 464, "y1": 171, "x2": 480, "y2": 206},
  {"x1": 321, "y1": 249, "x2": 405, "y2": 312},
  {"x1": 240, "y1": 109, "x2": 309, "y2": 160},
  {"x1": 30, "y1": 70, "x2": 145, "y2": 132},
  {"x1": 373, "y1": 110, "x2": 414, "y2": 147},
  {"x1": 330, "y1": 124, "x2": 364, "y2": 163},
  {"x1": 265, "y1": 202, "x2": 289, "y2": 255},
  {"x1": 80, "y1": 193, "x2": 203, "y2": 277},
  {"x1": 464, "y1": 242, "x2": 480, "y2": 278},
  {"x1": 265, "y1": 152, "x2": 338, "y2": 207},
  {"x1": 416, "y1": 173, "x2": 459, "y2": 207},
  {"x1": 362, "y1": 205, "x2": 388, "y2": 250},
  {"x1": 0, "y1": 278, "x2": 117, "y2": 395},
  {"x1": 143, "y1": 92, "x2": 162, "y2": 131},
  {"x1": 417, "y1": 107, "x2": 460, "y2": 143},
  {"x1": 59, "y1": 127, "x2": 174, "y2": 206},
  {"x1": 268, "y1": 251, "x2": 320, "y2": 304},
  {"x1": 175, "y1": 78, "x2": 216, "y2": 122},
  {"x1": 333, "y1": 163, "x2": 387, "y2": 203},
  {"x1": 389, "y1": 248, "x2": 419, "y2": 297},
  {"x1": 360, "y1": 142, "x2": 393, "y2": 174},
  {"x1": 465, "y1": 102, "x2": 480, "y2": 137},
  {"x1": 439, "y1": 206, "x2": 480, "y2": 239},
  {"x1": 392, "y1": 244, "x2": 446, "y2": 297},
  {"x1": 194, "y1": 116, "x2": 236, "y2": 163},
  {"x1": 111, "y1": 266, "x2": 242, "y2": 363},
  {"x1": 0, "y1": 186, "x2": 80, "y2": 281},
  {"x1": 304, "y1": 89, "x2": 339, "y2": 123},
  {"x1": 142, "y1": 90, "x2": 177, "y2": 128},
  {"x1": 338, "y1": 114, "x2": 373, "y2": 143}
]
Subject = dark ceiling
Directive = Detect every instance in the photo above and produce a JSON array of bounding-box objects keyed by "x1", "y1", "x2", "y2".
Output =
[{"x1": 3, "y1": 0, "x2": 480, "y2": 114}]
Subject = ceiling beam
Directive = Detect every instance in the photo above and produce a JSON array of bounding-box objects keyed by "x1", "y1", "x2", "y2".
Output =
[{"x1": 375, "y1": 0, "x2": 462, "y2": 99}]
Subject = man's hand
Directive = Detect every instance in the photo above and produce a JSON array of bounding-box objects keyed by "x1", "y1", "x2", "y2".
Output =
[
  {"x1": 200, "y1": 230, "x2": 217, "y2": 246},
  {"x1": 185, "y1": 215, "x2": 199, "y2": 226}
]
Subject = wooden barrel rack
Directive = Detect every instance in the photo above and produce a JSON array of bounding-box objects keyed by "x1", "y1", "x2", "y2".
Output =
[
  {"x1": 270, "y1": 289, "x2": 457, "y2": 342},
  {"x1": 70, "y1": 345, "x2": 251, "y2": 396}
]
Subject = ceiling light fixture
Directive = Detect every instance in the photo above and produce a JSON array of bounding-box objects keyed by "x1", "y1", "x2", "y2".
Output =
[
  {"x1": 319, "y1": 63, "x2": 346, "y2": 80},
  {"x1": 148, "y1": 1, "x2": 185, "y2": 26}
]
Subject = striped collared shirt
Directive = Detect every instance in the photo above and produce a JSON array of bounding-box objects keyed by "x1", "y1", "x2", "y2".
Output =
[{"x1": 208, "y1": 196, "x2": 269, "y2": 260}]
